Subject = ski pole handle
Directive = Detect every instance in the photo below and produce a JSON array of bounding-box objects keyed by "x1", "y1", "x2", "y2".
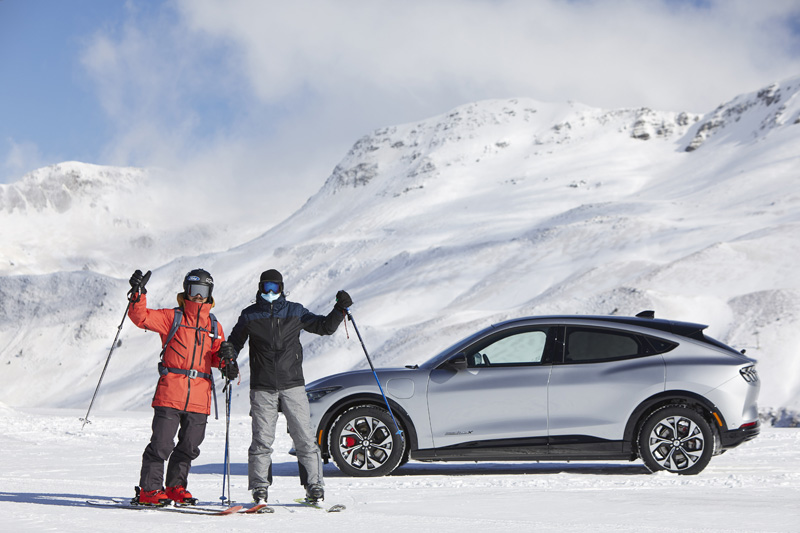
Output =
[{"x1": 127, "y1": 270, "x2": 151, "y2": 302}]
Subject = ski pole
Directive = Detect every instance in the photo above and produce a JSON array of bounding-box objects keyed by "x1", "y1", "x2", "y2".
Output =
[
  {"x1": 345, "y1": 310, "x2": 404, "y2": 439},
  {"x1": 81, "y1": 271, "x2": 151, "y2": 429},
  {"x1": 220, "y1": 378, "x2": 233, "y2": 505}
]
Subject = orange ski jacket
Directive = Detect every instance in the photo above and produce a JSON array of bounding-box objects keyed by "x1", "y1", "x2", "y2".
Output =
[{"x1": 129, "y1": 293, "x2": 224, "y2": 414}]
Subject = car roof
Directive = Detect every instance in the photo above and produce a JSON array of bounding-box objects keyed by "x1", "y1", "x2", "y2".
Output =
[{"x1": 492, "y1": 312, "x2": 708, "y2": 340}]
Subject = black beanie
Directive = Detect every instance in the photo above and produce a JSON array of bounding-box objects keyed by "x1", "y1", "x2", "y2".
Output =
[{"x1": 260, "y1": 269, "x2": 283, "y2": 283}]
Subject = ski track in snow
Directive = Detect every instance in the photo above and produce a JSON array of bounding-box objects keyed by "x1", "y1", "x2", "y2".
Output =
[{"x1": 1, "y1": 407, "x2": 799, "y2": 532}]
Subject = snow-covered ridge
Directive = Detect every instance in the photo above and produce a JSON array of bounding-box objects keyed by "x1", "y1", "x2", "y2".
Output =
[
  {"x1": 0, "y1": 162, "x2": 264, "y2": 277},
  {"x1": 686, "y1": 75, "x2": 800, "y2": 151},
  {"x1": 0, "y1": 161, "x2": 145, "y2": 214},
  {"x1": 322, "y1": 99, "x2": 701, "y2": 196}
]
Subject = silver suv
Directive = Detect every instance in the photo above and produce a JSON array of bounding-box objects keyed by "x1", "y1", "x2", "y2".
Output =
[{"x1": 306, "y1": 312, "x2": 760, "y2": 476}]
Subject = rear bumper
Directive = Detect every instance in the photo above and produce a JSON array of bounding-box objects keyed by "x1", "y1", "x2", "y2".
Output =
[{"x1": 719, "y1": 420, "x2": 760, "y2": 449}]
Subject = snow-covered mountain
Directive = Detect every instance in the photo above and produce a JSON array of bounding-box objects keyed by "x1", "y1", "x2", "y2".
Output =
[
  {"x1": 0, "y1": 162, "x2": 269, "y2": 278},
  {"x1": 2, "y1": 75, "x2": 799, "y2": 423}
]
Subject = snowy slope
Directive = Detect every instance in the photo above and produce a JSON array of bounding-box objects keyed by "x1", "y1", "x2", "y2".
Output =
[
  {"x1": 2, "y1": 407, "x2": 800, "y2": 532},
  {"x1": 1, "y1": 75, "x2": 799, "y2": 423}
]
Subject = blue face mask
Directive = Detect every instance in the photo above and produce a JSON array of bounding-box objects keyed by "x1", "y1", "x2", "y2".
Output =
[{"x1": 261, "y1": 291, "x2": 280, "y2": 303}]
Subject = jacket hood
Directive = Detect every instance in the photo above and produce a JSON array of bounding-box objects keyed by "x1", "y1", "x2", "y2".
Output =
[{"x1": 177, "y1": 292, "x2": 216, "y2": 312}]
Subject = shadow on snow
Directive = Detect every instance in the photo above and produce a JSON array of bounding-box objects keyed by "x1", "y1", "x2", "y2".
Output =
[
  {"x1": 0, "y1": 461, "x2": 648, "y2": 509},
  {"x1": 190, "y1": 460, "x2": 651, "y2": 478}
]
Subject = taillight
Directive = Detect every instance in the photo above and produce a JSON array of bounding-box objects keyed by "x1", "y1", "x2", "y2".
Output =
[{"x1": 739, "y1": 365, "x2": 759, "y2": 383}]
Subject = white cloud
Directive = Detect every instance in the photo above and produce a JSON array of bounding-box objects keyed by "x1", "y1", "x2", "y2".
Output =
[
  {"x1": 77, "y1": 0, "x2": 800, "y2": 225},
  {"x1": 2, "y1": 139, "x2": 45, "y2": 182},
  {"x1": 174, "y1": 0, "x2": 800, "y2": 111}
]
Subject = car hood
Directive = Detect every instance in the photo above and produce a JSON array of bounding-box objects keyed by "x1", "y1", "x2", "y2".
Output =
[{"x1": 306, "y1": 367, "x2": 418, "y2": 390}]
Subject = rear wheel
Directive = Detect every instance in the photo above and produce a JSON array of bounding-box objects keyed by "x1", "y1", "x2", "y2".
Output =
[
  {"x1": 637, "y1": 405, "x2": 715, "y2": 475},
  {"x1": 329, "y1": 405, "x2": 406, "y2": 477}
]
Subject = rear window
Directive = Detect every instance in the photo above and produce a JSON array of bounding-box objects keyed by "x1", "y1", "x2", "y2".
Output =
[
  {"x1": 564, "y1": 327, "x2": 674, "y2": 363},
  {"x1": 644, "y1": 335, "x2": 678, "y2": 354}
]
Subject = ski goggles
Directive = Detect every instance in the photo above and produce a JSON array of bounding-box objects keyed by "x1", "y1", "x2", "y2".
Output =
[
  {"x1": 186, "y1": 283, "x2": 211, "y2": 299},
  {"x1": 261, "y1": 281, "x2": 281, "y2": 294}
]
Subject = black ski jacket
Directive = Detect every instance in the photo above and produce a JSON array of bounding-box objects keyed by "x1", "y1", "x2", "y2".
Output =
[{"x1": 228, "y1": 293, "x2": 344, "y2": 392}]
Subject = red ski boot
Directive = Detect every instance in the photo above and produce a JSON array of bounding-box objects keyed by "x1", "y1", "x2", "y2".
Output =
[
  {"x1": 134, "y1": 486, "x2": 170, "y2": 506},
  {"x1": 166, "y1": 485, "x2": 197, "y2": 505}
]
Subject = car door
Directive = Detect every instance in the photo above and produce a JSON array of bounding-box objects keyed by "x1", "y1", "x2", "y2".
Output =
[
  {"x1": 547, "y1": 325, "x2": 666, "y2": 446},
  {"x1": 426, "y1": 325, "x2": 554, "y2": 449}
]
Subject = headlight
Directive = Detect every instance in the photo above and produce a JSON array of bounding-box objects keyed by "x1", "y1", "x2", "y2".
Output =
[{"x1": 306, "y1": 386, "x2": 341, "y2": 402}]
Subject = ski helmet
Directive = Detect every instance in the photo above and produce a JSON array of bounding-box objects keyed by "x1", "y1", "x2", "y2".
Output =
[
  {"x1": 184, "y1": 268, "x2": 214, "y2": 299},
  {"x1": 259, "y1": 269, "x2": 283, "y2": 294}
]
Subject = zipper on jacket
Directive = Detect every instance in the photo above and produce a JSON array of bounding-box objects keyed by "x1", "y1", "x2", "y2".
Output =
[
  {"x1": 270, "y1": 301, "x2": 280, "y2": 391},
  {"x1": 184, "y1": 304, "x2": 203, "y2": 411}
]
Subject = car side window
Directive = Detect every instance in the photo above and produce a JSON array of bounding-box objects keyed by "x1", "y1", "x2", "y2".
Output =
[
  {"x1": 468, "y1": 329, "x2": 549, "y2": 367},
  {"x1": 564, "y1": 327, "x2": 648, "y2": 363}
]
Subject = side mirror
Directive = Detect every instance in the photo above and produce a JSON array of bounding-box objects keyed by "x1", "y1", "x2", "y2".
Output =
[{"x1": 447, "y1": 353, "x2": 468, "y2": 370}]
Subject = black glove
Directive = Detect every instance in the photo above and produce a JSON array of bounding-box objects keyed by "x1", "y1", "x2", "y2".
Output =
[
  {"x1": 218, "y1": 341, "x2": 238, "y2": 380},
  {"x1": 335, "y1": 290, "x2": 352, "y2": 311},
  {"x1": 129, "y1": 269, "x2": 148, "y2": 294},
  {"x1": 220, "y1": 359, "x2": 239, "y2": 381},
  {"x1": 219, "y1": 341, "x2": 237, "y2": 362}
]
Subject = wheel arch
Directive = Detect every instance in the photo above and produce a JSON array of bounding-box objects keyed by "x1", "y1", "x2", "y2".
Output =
[
  {"x1": 315, "y1": 393, "x2": 418, "y2": 460},
  {"x1": 623, "y1": 390, "x2": 725, "y2": 454}
]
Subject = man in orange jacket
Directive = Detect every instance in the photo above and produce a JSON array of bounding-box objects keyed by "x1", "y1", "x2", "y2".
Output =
[{"x1": 127, "y1": 268, "x2": 238, "y2": 506}]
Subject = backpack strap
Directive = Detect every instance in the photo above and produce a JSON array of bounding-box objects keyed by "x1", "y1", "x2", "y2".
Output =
[
  {"x1": 161, "y1": 307, "x2": 218, "y2": 356},
  {"x1": 158, "y1": 363, "x2": 213, "y2": 380},
  {"x1": 209, "y1": 313, "x2": 219, "y2": 340},
  {"x1": 160, "y1": 307, "x2": 184, "y2": 358}
]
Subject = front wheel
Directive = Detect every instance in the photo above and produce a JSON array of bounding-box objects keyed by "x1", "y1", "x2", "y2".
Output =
[
  {"x1": 637, "y1": 405, "x2": 715, "y2": 475},
  {"x1": 329, "y1": 405, "x2": 406, "y2": 477}
]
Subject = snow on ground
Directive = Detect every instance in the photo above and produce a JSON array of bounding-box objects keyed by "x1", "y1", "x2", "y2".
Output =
[{"x1": 1, "y1": 406, "x2": 798, "y2": 532}]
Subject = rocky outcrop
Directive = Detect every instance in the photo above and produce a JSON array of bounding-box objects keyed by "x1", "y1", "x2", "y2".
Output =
[{"x1": 685, "y1": 77, "x2": 800, "y2": 151}]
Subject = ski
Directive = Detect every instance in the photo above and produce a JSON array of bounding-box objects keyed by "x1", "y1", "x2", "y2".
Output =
[
  {"x1": 243, "y1": 503, "x2": 274, "y2": 514},
  {"x1": 293, "y1": 497, "x2": 346, "y2": 512},
  {"x1": 86, "y1": 499, "x2": 243, "y2": 515}
]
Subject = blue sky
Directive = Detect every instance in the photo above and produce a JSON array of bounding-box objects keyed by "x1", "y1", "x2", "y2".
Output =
[
  {"x1": 1, "y1": 1, "x2": 118, "y2": 170},
  {"x1": 2, "y1": 0, "x2": 799, "y2": 220}
]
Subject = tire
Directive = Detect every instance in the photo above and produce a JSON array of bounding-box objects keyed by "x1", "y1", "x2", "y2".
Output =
[
  {"x1": 329, "y1": 405, "x2": 406, "y2": 477},
  {"x1": 398, "y1": 447, "x2": 411, "y2": 468},
  {"x1": 637, "y1": 405, "x2": 715, "y2": 475}
]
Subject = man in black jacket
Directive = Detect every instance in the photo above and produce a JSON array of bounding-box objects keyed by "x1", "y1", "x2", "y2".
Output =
[{"x1": 223, "y1": 269, "x2": 352, "y2": 504}]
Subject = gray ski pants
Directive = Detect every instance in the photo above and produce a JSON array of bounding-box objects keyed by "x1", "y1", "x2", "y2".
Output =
[{"x1": 248, "y1": 386, "x2": 323, "y2": 490}]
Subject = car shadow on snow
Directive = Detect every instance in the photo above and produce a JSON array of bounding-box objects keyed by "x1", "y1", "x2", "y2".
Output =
[
  {"x1": 386, "y1": 461, "x2": 651, "y2": 477},
  {"x1": 191, "y1": 460, "x2": 318, "y2": 477},
  {"x1": 182, "y1": 460, "x2": 651, "y2": 478}
]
